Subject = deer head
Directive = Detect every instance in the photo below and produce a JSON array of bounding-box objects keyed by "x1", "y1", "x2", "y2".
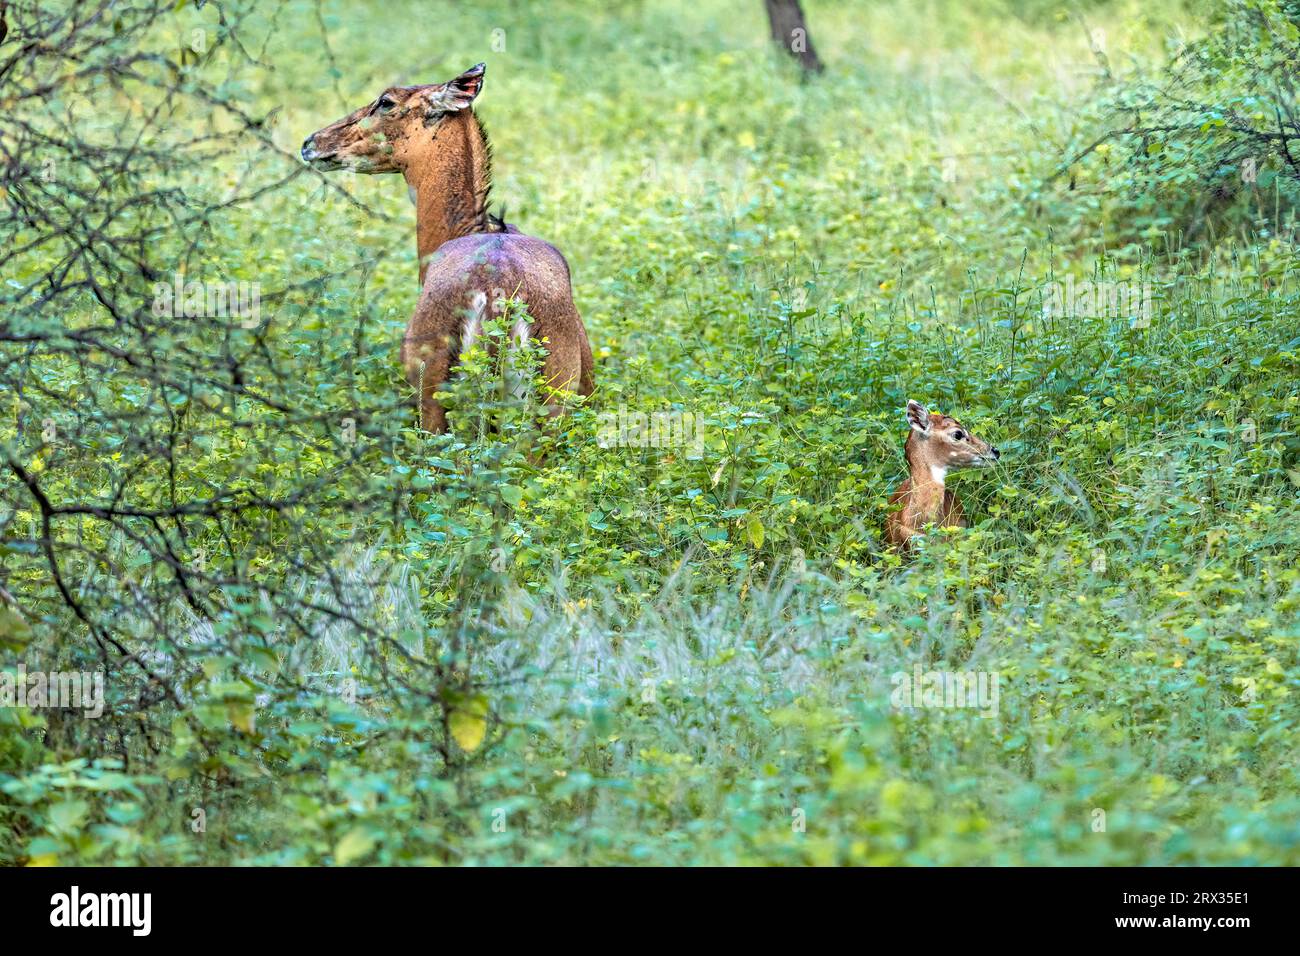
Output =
[
  {"x1": 300, "y1": 63, "x2": 486, "y2": 174},
  {"x1": 904, "y1": 399, "x2": 1000, "y2": 483}
]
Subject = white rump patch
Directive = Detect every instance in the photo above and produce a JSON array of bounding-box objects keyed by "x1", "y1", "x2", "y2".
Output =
[
  {"x1": 506, "y1": 317, "x2": 532, "y2": 401},
  {"x1": 510, "y1": 317, "x2": 530, "y2": 347},
  {"x1": 460, "y1": 291, "x2": 533, "y2": 403},
  {"x1": 460, "y1": 290, "x2": 487, "y2": 359}
]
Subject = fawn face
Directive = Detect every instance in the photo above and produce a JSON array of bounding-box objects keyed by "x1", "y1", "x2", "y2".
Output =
[
  {"x1": 301, "y1": 63, "x2": 485, "y2": 174},
  {"x1": 905, "y1": 399, "x2": 999, "y2": 479}
]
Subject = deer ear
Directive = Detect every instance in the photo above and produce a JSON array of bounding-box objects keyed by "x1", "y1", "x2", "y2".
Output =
[
  {"x1": 430, "y1": 63, "x2": 485, "y2": 112},
  {"x1": 906, "y1": 400, "x2": 931, "y2": 435}
]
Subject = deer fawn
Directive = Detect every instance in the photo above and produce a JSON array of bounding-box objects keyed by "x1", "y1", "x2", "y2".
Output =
[
  {"x1": 885, "y1": 400, "x2": 1000, "y2": 551},
  {"x1": 301, "y1": 63, "x2": 594, "y2": 432}
]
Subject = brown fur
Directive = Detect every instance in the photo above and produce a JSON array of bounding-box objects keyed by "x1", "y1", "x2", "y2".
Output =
[
  {"x1": 885, "y1": 400, "x2": 999, "y2": 551},
  {"x1": 302, "y1": 63, "x2": 593, "y2": 432}
]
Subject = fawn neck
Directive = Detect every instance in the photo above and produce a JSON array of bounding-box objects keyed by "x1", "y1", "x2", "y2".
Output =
[
  {"x1": 904, "y1": 433, "x2": 950, "y2": 517},
  {"x1": 404, "y1": 110, "x2": 495, "y2": 284}
]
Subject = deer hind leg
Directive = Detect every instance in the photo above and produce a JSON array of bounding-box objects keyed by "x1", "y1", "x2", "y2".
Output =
[
  {"x1": 537, "y1": 333, "x2": 584, "y2": 422},
  {"x1": 404, "y1": 335, "x2": 452, "y2": 434}
]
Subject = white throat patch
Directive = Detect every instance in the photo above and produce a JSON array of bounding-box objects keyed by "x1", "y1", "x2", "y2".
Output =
[{"x1": 929, "y1": 465, "x2": 948, "y2": 485}]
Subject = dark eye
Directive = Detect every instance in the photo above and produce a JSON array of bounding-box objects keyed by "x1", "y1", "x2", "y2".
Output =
[
  {"x1": 953, "y1": 430, "x2": 965, "y2": 441},
  {"x1": 376, "y1": 94, "x2": 396, "y2": 112}
]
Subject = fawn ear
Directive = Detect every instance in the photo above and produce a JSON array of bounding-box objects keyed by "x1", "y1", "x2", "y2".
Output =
[
  {"x1": 906, "y1": 400, "x2": 931, "y2": 435},
  {"x1": 429, "y1": 63, "x2": 485, "y2": 112}
]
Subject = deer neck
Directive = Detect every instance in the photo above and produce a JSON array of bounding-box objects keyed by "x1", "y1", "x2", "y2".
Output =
[
  {"x1": 905, "y1": 437, "x2": 949, "y2": 521},
  {"x1": 403, "y1": 110, "x2": 495, "y2": 285}
]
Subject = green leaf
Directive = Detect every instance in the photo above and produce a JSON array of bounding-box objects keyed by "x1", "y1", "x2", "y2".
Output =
[
  {"x1": 448, "y1": 694, "x2": 488, "y2": 752},
  {"x1": 334, "y1": 827, "x2": 377, "y2": 866},
  {"x1": 0, "y1": 607, "x2": 32, "y2": 650},
  {"x1": 48, "y1": 799, "x2": 90, "y2": 833}
]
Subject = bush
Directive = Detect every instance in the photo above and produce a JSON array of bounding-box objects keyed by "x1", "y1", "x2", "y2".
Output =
[{"x1": 1044, "y1": 0, "x2": 1300, "y2": 251}]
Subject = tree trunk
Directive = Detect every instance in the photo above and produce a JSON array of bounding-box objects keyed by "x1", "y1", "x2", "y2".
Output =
[{"x1": 763, "y1": 0, "x2": 824, "y2": 74}]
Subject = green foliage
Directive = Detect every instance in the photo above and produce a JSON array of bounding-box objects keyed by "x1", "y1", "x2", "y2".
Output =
[
  {"x1": 1, "y1": 0, "x2": 1298, "y2": 865},
  {"x1": 1043, "y1": 0, "x2": 1300, "y2": 250}
]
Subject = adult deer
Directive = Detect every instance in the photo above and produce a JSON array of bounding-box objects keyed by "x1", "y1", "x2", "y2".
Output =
[
  {"x1": 885, "y1": 399, "x2": 1000, "y2": 551},
  {"x1": 301, "y1": 63, "x2": 594, "y2": 432}
]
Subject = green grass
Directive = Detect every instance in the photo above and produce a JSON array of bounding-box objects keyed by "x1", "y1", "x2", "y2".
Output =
[{"x1": 2, "y1": 0, "x2": 1298, "y2": 865}]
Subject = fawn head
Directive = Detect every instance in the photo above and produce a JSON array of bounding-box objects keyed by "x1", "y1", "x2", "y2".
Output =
[
  {"x1": 904, "y1": 399, "x2": 1000, "y2": 480},
  {"x1": 301, "y1": 63, "x2": 485, "y2": 174}
]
